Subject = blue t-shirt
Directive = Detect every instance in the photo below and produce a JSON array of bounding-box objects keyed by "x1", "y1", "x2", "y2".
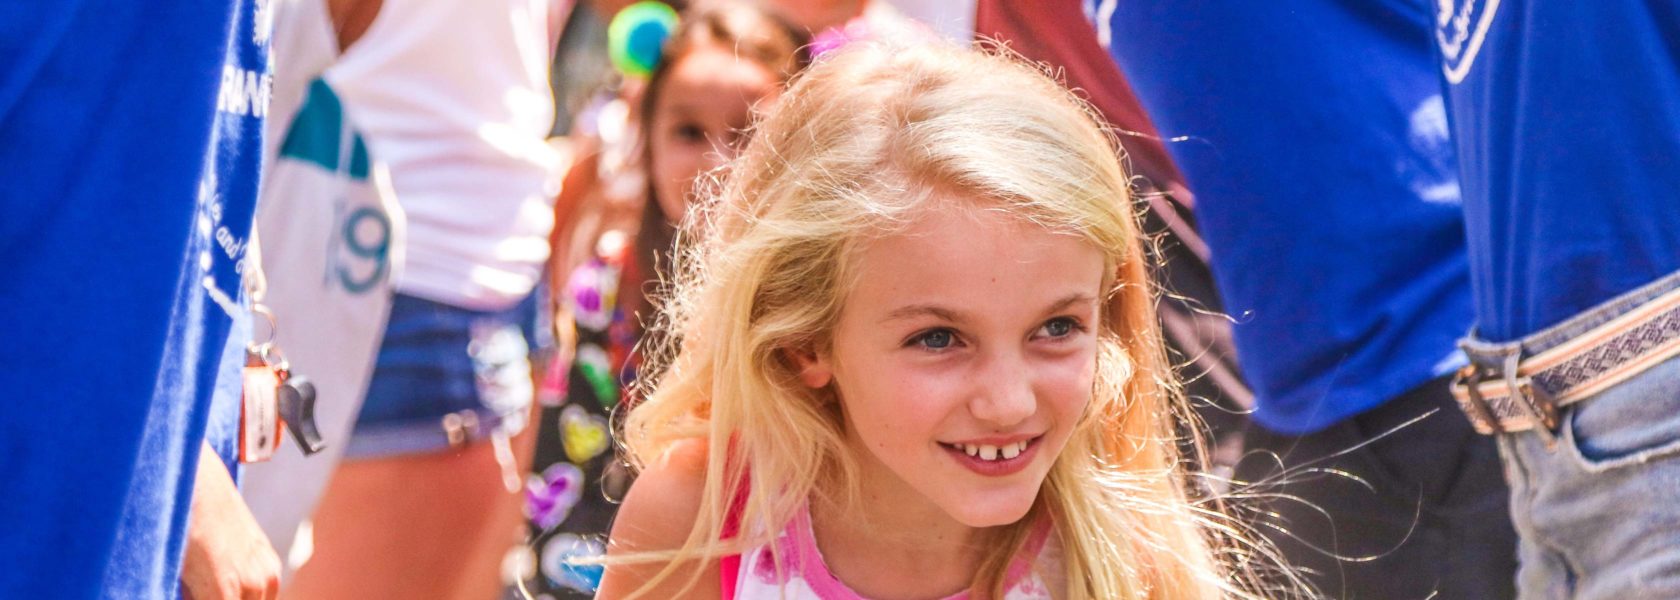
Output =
[
  {"x1": 0, "y1": 1, "x2": 270, "y2": 597},
  {"x1": 1098, "y1": 0, "x2": 1473, "y2": 433},
  {"x1": 1434, "y1": 1, "x2": 1680, "y2": 342}
]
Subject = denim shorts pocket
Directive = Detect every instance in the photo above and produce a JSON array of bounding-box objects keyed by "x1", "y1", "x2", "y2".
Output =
[{"x1": 1564, "y1": 356, "x2": 1680, "y2": 472}]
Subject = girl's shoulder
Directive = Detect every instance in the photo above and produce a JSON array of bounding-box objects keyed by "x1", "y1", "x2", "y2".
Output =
[
  {"x1": 616, "y1": 437, "x2": 709, "y2": 533},
  {"x1": 597, "y1": 438, "x2": 720, "y2": 599}
]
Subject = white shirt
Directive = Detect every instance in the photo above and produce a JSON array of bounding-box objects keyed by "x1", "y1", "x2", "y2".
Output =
[{"x1": 327, "y1": 0, "x2": 561, "y2": 310}]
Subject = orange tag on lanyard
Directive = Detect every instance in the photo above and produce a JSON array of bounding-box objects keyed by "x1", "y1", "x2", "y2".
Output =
[{"x1": 239, "y1": 348, "x2": 283, "y2": 463}]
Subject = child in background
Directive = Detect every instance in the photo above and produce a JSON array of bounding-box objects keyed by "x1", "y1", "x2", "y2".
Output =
[
  {"x1": 519, "y1": 4, "x2": 809, "y2": 597},
  {"x1": 597, "y1": 42, "x2": 1292, "y2": 600}
]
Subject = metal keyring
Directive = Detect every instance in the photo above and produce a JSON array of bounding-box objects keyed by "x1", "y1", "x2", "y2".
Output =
[{"x1": 250, "y1": 302, "x2": 279, "y2": 358}]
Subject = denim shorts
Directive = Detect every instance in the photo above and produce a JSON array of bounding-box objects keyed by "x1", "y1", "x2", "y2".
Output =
[
  {"x1": 344, "y1": 293, "x2": 541, "y2": 458},
  {"x1": 1463, "y1": 269, "x2": 1680, "y2": 599}
]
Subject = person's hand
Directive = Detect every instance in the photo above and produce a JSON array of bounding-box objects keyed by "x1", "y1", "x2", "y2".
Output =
[{"x1": 180, "y1": 442, "x2": 282, "y2": 600}]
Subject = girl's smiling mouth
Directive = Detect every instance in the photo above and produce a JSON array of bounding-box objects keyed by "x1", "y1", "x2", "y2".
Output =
[{"x1": 937, "y1": 435, "x2": 1044, "y2": 476}]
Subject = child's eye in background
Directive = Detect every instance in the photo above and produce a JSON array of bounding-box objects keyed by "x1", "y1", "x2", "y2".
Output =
[{"x1": 673, "y1": 123, "x2": 706, "y2": 143}]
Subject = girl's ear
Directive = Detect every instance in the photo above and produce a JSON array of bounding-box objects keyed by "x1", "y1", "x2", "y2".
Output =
[{"x1": 784, "y1": 345, "x2": 833, "y2": 389}]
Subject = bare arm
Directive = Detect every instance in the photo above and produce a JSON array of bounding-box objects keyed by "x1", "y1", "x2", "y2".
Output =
[
  {"x1": 595, "y1": 438, "x2": 722, "y2": 600},
  {"x1": 179, "y1": 442, "x2": 282, "y2": 600}
]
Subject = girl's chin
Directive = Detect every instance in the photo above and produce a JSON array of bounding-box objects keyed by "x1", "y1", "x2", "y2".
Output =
[
  {"x1": 940, "y1": 490, "x2": 1041, "y2": 529},
  {"x1": 949, "y1": 510, "x2": 1033, "y2": 530}
]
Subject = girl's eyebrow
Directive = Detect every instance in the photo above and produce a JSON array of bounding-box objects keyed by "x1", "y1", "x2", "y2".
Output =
[
  {"x1": 881, "y1": 293, "x2": 1098, "y2": 325},
  {"x1": 882, "y1": 304, "x2": 966, "y2": 324},
  {"x1": 1042, "y1": 293, "x2": 1099, "y2": 316}
]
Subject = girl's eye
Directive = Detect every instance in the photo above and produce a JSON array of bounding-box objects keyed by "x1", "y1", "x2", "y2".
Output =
[
  {"x1": 1038, "y1": 317, "x2": 1083, "y2": 339},
  {"x1": 910, "y1": 328, "x2": 957, "y2": 350}
]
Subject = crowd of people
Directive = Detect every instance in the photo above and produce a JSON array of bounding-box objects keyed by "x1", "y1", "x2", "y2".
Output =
[{"x1": 3, "y1": 1, "x2": 1677, "y2": 599}]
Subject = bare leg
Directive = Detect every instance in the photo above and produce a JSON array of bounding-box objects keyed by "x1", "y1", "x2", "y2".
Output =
[{"x1": 284, "y1": 420, "x2": 538, "y2": 600}]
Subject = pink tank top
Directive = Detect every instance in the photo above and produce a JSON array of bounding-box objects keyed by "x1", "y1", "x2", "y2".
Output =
[{"x1": 720, "y1": 507, "x2": 1057, "y2": 600}]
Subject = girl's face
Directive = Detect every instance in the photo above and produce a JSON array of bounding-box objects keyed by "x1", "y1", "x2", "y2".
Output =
[
  {"x1": 797, "y1": 201, "x2": 1106, "y2": 528},
  {"x1": 648, "y1": 44, "x2": 781, "y2": 224}
]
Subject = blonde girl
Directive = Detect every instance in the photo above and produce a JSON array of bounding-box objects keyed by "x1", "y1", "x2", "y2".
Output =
[{"x1": 597, "y1": 41, "x2": 1280, "y2": 600}]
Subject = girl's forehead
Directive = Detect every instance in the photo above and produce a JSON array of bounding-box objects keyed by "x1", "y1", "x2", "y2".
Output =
[
  {"x1": 665, "y1": 45, "x2": 780, "y2": 92},
  {"x1": 840, "y1": 203, "x2": 1107, "y2": 311}
]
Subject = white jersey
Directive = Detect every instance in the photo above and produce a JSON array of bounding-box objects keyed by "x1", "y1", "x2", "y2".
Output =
[{"x1": 327, "y1": 0, "x2": 561, "y2": 310}]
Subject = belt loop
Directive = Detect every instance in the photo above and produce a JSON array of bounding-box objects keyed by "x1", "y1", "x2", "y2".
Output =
[
  {"x1": 1502, "y1": 352, "x2": 1559, "y2": 447},
  {"x1": 1454, "y1": 362, "x2": 1502, "y2": 434}
]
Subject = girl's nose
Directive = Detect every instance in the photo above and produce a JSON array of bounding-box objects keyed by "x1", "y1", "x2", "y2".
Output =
[{"x1": 968, "y1": 353, "x2": 1035, "y2": 427}]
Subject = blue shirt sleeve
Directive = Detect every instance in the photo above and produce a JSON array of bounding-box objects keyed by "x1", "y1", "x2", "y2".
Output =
[{"x1": 0, "y1": 2, "x2": 267, "y2": 597}]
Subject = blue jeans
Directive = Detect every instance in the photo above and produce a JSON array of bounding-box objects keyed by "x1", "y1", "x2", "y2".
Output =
[{"x1": 1465, "y1": 270, "x2": 1680, "y2": 599}]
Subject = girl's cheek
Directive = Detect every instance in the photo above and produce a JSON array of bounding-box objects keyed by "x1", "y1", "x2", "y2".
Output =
[
  {"x1": 887, "y1": 365, "x2": 968, "y2": 418},
  {"x1": 1037, "y1": 352, "x2": 1099, "y2": 409}
]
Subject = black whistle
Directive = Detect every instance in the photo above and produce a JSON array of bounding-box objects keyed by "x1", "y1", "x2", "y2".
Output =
[{"x1": 278, "y1": 376, "x2": 327, "y2": 456}]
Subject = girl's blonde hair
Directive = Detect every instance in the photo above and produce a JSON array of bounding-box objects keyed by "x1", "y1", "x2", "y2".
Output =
[{"x1": 620, "y1": 41, "x2": 1281, "y2": 599}]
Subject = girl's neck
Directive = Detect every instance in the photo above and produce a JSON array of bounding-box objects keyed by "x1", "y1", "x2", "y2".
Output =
[{"x1": 807, "y1": 477, "x2": 999, "y2": 599}]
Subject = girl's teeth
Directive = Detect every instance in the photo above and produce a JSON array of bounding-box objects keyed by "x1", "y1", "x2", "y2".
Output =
[
  {"x1": 1002, "y1": 443, "x2": 1021, "y2": 459},
  {"x1": 952, "y1": 440, "x2": 1031, "y2": 461}
]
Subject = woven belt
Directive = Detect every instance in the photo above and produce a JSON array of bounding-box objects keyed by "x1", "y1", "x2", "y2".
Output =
[{"x1": 1451, "y1": 286, "x2": 1680, "y2": 435}]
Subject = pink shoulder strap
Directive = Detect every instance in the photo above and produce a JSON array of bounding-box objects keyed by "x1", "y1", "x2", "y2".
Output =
[
  {"x1": 718, "y1": 458, "x2": 749, "y2": 600},
  {"x1": 720, "y1": 504, "x2": 743, "y2": 600}
]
